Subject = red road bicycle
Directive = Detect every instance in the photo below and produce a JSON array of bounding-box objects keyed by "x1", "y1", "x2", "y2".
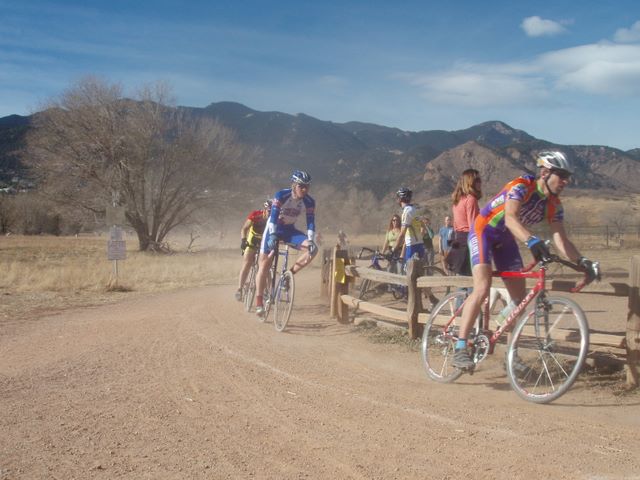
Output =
[{"x1": 421, "y1": 252, "x2": 600, "y2": 404}]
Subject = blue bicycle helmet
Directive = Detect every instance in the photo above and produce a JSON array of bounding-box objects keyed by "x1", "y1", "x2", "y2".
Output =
[{"x1": 291, "y1": 170, "x2": 312, "y2": 185}]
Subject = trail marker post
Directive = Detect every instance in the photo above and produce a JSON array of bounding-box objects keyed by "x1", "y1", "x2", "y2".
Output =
[{"x1": 106, "y1": 203, "x2": 126, "y2": 285}]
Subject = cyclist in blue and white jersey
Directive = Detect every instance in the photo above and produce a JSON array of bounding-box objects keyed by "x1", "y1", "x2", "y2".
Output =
[{"x1": 254, "y1": 170, "x2": 318, "y2": 318}]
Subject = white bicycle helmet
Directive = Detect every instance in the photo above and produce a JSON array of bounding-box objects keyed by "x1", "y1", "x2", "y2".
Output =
[{"x1": 536, "y1": 151, "x2": 572, "y2": 174}]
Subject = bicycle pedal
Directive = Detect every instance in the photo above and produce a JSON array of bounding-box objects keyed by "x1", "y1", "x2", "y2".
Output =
[{"x1": 457, "y1": 364, "x2": 476, "y2": 375}]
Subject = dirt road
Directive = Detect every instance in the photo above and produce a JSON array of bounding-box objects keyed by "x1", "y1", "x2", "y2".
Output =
[{"x1": 1, "y1": 271, "x2": 639, "y2": 479}]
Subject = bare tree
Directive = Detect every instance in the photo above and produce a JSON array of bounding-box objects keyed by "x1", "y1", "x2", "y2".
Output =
[
  {"x1": 313, "y1": 184, "x2": 389, "y2": 235},
  {"x1": 25, "y1": 77, "x2": 247, "y2": 250},
  {"x1": 0, "y1": 194, "x2": 16, "y2": 234}
]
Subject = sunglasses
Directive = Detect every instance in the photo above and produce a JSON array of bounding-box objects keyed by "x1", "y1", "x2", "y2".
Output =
[{"x1": 551, "y1": 169, "x2": 571, "y2": 180}]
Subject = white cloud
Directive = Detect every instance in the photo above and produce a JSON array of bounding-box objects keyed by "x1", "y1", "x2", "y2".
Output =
[
  {"x1": 521, "y1": 16, "x2": 566, "y2": 37},
  {"x1": 540, "y1": 43, "x2": 640, "y2": 95},
  {"x1": 403, "y1": 40, "x2": 640, "y2": 107},
  {"x1": 614, "y1": 20, "x2": 640, "y2": 43},
  {"x1": 402, "y1": 64, "x2": 548, "y2": 107}
]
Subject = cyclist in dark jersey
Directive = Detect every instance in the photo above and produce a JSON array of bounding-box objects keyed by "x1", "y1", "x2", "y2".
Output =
[
  {"x1": 235, "y1": 200, "x2": 272, "y2": 301},
  {"x1": 452, "y1": 151, "x2": 600, "y2": 370}
]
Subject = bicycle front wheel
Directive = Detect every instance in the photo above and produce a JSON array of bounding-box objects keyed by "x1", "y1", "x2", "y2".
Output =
[
  {"x1": 507, "y1": 296, "x2": 589, "y2": 404},
  {"x1": 273, "y1": 271, "x2": 295, "y2": 332},
  {"x1": 243, "y1": 263, "x2": 257, "y2": 312},
  {"x1": 421, "y1": 290, "x2": 468, "y2": 383},
  {"x1": 262, "y1": 262, "x2": 277, "y2": 323}
]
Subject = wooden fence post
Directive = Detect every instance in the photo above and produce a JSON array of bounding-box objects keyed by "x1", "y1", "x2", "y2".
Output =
[
  {"x1": 406, "y1": 257, "x2": 425, "y2": 339},
  {"x1": 330, "y1": 247, "x2": 350, "y2": 323},
  {"x1": 626, "y1": 255, "x2": 640, "y2": 388},
  {"x1": 329, "y1": 246, "x2": 338, "y2": 318},
  {"x1": 320, "y1": 248, "x2": 330, "y2": 298}
]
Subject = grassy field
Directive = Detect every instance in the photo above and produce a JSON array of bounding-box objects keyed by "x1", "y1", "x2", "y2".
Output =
[
  {"x1": 1, "y1": 233, "x2": 637, "y2": 323},
  {"x1": 0, "y1": 235, "x2": 243, "y2": 321}
]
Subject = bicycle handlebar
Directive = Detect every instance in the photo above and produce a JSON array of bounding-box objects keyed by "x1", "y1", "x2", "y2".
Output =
[
  {"x1": 357, "y1": 247, "x2": 402, "y2": 263},
  {"x1": 521, "y1": 254, "x2": 601, "y2": 292},
  {"x1": 357, "y1": 246, "x2": 376, "y2": 259}
]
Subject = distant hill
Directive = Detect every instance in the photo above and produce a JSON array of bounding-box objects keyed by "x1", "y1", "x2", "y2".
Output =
[
  {"x1": 0, "y1": 114, "x2": 31, "y2": 183},
  {"x1": 2, "y1": 101, "x2": 639, "y2": 196}
]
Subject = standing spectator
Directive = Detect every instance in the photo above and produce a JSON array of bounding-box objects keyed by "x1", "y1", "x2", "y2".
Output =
[
  {"x1": 421, "y1": 217, "x2": 435, "y2": 266},
  {"x1": 380, "y1": 214, "x2": 401, "y2": 255},
  {"x1": 337, "y1": 230, "x2": 348, "y2": 249},
  {"x1": 438, "y1": 215, "x2": 454, "y2": 273},
  {"x1": 381, "y1": 213, "x2": 402, "y2": 275},
  {"x1": 448, "y1": 169, "x2": 482, "y2": 276}
]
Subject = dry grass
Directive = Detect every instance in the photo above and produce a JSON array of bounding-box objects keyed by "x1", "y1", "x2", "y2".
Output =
[
  {"x1": 0, "y1": 232, "x2": 636, "y2": 323},
  {"x1": 0, "y1": 235, "x2": 241, "y2": 321}
]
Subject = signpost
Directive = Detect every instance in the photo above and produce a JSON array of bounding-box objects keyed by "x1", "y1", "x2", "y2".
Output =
[{"x1": 106, "y1": 202, "x2": 126, "y2": 285}]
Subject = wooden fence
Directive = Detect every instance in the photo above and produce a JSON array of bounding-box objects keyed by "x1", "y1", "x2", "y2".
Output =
[{"x1": 320, "y1": 246, "x2": 640, "y2": 389}]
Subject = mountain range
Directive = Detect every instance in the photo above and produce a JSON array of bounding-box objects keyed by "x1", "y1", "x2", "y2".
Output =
[{"x1": 2, "y1": 101, "x2": 639, "y2": 198}]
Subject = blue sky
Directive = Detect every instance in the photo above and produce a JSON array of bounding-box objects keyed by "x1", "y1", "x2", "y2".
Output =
[{"x1": 2, "y1": 0, "x2": 640, "y2": 149}]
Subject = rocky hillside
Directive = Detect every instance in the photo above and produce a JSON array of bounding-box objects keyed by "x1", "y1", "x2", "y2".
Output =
[{"x1": 420, "y1": 141, "x2": 640, "y2": 198}]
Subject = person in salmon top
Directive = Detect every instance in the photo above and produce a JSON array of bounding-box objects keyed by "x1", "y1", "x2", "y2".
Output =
[{"x1": 447, "y1": 169, "x2": 482, "y2": 276}]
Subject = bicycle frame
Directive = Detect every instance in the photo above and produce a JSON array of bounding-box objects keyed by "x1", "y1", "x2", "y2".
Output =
[
  {"x1": 445, "y1": 256, "x2": 591, "y2": 355},
  {"x1": 357, "y1": 247, "x2": 405, "y2": 298},
  {"x1": 484, "y1": 266, "x2": 546, "y2": 352}
]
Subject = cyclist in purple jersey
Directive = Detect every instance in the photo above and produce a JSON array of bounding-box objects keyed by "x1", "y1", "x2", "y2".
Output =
[
  {"x1": 452, "y1": 151, "x2": 600, "y2": 370},
  {"x1": 254, "y1": 170, "x2": 317, "y2": 318}
]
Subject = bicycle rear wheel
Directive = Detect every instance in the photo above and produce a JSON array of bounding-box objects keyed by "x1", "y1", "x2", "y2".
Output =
[
  {"x1": 422, "y1": 265, "x2": 450, "y2": 312},
  {"x1": 421, "y1": 290, "x2": 468, "y2": 383},
  {"x1": 243, "y1": 263, "x2": 257, "y2": 312},
  {"x1": 358, "y1": 278, "x2": 372, "y2": 300},
  {"x1": 273, "y1": 270, "x2": 295, "y2": 332},
  {"x1": 391, "y1": 285, "x2": 406, "y2": 300},
  {"x1": 507, "y1": 296, "x2": 589, "y2": 404},
  {"x1": 358, "y1": 265, "x2": 384, "y2": 300}
]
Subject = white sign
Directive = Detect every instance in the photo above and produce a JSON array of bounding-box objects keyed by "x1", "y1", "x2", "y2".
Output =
[
  {"x1": 107, "y1": 226, "x2": 126, "y2": 260},
  {"x1": 108, "y1": 241, "x2": 126, "y2": 260}
]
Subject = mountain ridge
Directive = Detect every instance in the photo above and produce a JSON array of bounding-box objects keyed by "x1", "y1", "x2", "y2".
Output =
[{"x1": 1, "y1": 101, "x2": 638, "y2": 197}]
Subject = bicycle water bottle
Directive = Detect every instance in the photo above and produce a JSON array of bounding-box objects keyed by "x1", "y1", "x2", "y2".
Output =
[{"x1": 498, "y1": 300, "x2": 517, "y2": 323}]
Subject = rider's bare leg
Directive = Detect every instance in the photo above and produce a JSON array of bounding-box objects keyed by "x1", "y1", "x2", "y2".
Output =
[
  {"x1": 289, "y1": 240, "x2": 317, "y2": 274},
  {"x1": 458, "y1": 264, "x2": 492, "y2": 340},
  {"x1": 238, "y1": 248, "x2": 256, "y2": 290},
  {"x1": 255, "y1": 251, "x2": 274, "y2": 307}
]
